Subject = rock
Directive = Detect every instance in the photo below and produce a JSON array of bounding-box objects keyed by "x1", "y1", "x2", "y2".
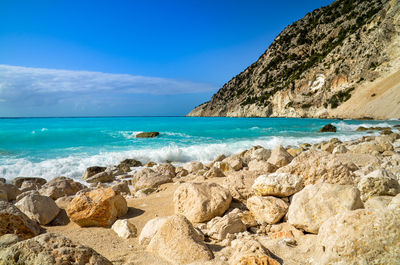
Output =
[
  {"x1": 320, "y1": 142, "x2": 335, "y2": 153},
  {"x1": 66, "y1": 187, "x2": 128, "y2": 227},
  {"x1": 213, "y1": 154, "x2": 227, "y2": 163},
  {"x1": 213, "y1": 161, "x2": 231, "y2": 173},
  {"x1": 222, "y1": 156, "x2": 244, "y2": 171},
  {"x1": 111, "y1": 181, "x2": 130, "y2": 195},
  {"x1": 0, "y1": 233, "x2": 112, "y2": 265},
  {"x1": 15, "y1": 194, "x2": 60, "y2": 225},
  {"x1": 252, "y1": 172, "x2": 303, "y2": 197},
  {"x1": 228, "y1": 238, "x2": 279, "y2": 265},
  {"x1": 174, "y1": 182, "x2": 232, "y2": 222},
  {"x1": 0, "y1": 183, "x2": 21, "y2": 201},
  {"x1": 82, "y1": 166, "x2": 107, "y2": 180},
  {"x1": 349, "y1": 140, "x2": 393, "y2": 154},
  {"x1": 286, "y1": 147, "x2": 302, "y2": 157},
  {"x1": 0, "y1": 234, "x2": 22, "y2": 249},
  {"x1": 0, "y1": 190, "x2": 7, "y2": 201},
  {"x1": 239, "y1": 211, "x2": 258, "y2": 228},
  {"x1": 204, "y1": 166, "x2": 225, "y2": 178},
  {"x1": 206, "y1": 211, "x2": 246, "y2": 240},
  {"x1": 0, "y1": 201, "x2": 41, "y2": 239},
  {"x1": 358, "y1": 169, "x2": 400, "y2": 201},
  {"x1": 184, "y1": 162, "x2": 205, "y2": 174},
  {"x1": 332, "y1": 145, "x2": 348, "y2": 154},
  {"x1": 247, "y1": 196, "x2": 288, "y2": 224},
  {"x1": 317, "y1": 209, "x2": 400, "y2": 264},
  {"x1": 136, "y1": 132, "x2": 159, "y2": 138},
  {"x1": 247, "y1": 160, "x2": 277, "y2": 173},
  {"x1": 147, "y1": 214, "x2": 213, "y2": 264},
  {"x1": 175, "y1": 167, "x2": 189, "y2": 177},
  {"x1": 288, "y1": 183, "x2": 363, "y2": 233},
  {"x1": 135, "y1": 187, "x2": 156, "y2": 197},
  {"x1": 16, "y1": 190, "x2": 40, "y2": 202},
  {"x1": 85, "y1": 171, "x2": 116, "y2": 183},
  {"x1": 318, "y1": 124, "x2": 336, "y2": 132},
  {"x1": 20, "y1": 181, "x2": 41, "y2": 192},
  {"x1": 133, "y1": 167, "x2": 173, "y2": 191},
  {"x1": 144, "y1": 161, "x2": 157, "y2": 167},
  {"x1": 364, "y1": 196, "x2": 393, "y2": 210},
  {"x1": 249, "y1": 148, "x2": 271, "y2": 161},
  {"x1": 223, "y1": 174, "x2": 256, "y2": 202},
  {"x1": 54, "y1": 196, "x2": 74, "y2": 209},
  {"x1": 111, "y1": 219, "x2": 137, "y2": 239},
  {"x1": 117, "y1": 158, "x2": 142, "y2": 173},
  {"x1": 12, "y1": 177, "x2": 47, "y2": 188},
  {"x1": 267, "y1": 145, "x2": 293, "y2": 167},
  {"x1": 139, "y1": 217, "x2": 168, "y2": 245},
  {"x1": 48, "y1": 209, "x2": 70, "y2": 226},
  {"x1": 156, "y1": 162, "x2": 176, "y2": 178},
  {"x1": 39, "y1": 176, "x2": 86, "y2": 200},
  {"x1": 0, "y1": 178, "x2": 5, "y2": 184}
]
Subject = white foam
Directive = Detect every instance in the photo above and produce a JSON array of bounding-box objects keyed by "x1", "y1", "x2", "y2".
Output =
[{"x1": 332, "y1": 121, "x2": 393, "y2": 131}]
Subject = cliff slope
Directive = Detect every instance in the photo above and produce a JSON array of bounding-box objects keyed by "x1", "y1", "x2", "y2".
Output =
[{"x1": 188, "y1": 0, "x2": 400, "y2": 119}]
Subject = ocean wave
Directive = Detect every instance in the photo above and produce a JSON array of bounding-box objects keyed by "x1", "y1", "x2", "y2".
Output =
[
  {"x1": 332, "y1": 121, "x2": 394, "y2": 131},
  {"x1": 162, "y1": 132, "x2": 192, "y2": 138}
]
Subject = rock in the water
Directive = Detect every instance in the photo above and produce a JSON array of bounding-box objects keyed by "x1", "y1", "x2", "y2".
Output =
[
  {"x1": 85, "y1": 171, "x2": 116, "y2": 183},
  {"x1": 0, "y1": 201, "x2": 41, "y2": 239},
  {"x1": 357, "y1": 169, "x2": 400, "y2": 201},
  {"x1": 139, "y1": 217, "x2": 168, "y2": 245},
  {"x1": 223, "y1": 174, "x2": 256, "y2": 202},
  {"x1": 15, "y1": 194, "x2": 60, "y2": 225},
  {"x1": 288, "y1": 182, "x2": 363, "y2": 233},
  {"x1": 0, "y1": 183, "x2": 21, "y2": 201},
  {"x1": 12, "y1": 177, "x2": 47, "y2": 188},
  {"x1": 252, "y1": 172, "x2": 303, "y2": 197},
  {"x1": 247, "y1": 196, "x2": 288, "y2": 224},
  {"x1": 206, "y1": 211, "x2": 246, "y2": 240},
  {"x1": 82, "y1": 166, "x2": 107, "y2": 180},
  {"x1": 66, "y1": 187, "x2": 128, "y2": 227},
  {"x1": 111, "y1": 219, "x2": 137, "y2": 239},
  {"x1": 117, "y1": 158, "x2": 142, "y2": 173},
  {"x1": 317, "y1": 208, "x2": 400, "y2": 264},
  {"x1": 174, "y1": 182, "x2": 232, "y2": 222},
  {"x1": 318, "y1": 124, "x2": 337, "y2": 133},
  {"x1": 136, "y1": 132, "x2": 160, "y2": 138},
  {"x1": 39, "y1": 176, "x2": 86, "y2": 200},
  {"x1": 0, "y1": 233, "x2": 112, "y2": 265},
  {"x1": 132, "y1": 167, "x2": 173, "y2": 191},
  {"x1": 147, "y1": 214, "x2": 213, "y2": 264},
  {"x1": 267, "y1": 145, "x2": 293, "y2": 167}
]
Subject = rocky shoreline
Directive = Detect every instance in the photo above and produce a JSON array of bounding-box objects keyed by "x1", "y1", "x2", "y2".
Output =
[{"x1": 1, "y1": 124, "x2": 400, "y2": 264}]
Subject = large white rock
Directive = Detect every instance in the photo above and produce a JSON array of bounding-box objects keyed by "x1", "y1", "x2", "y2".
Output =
[
  {"x1": 288, "y1": 182, "x2": 363, "y2": 233},
  {"x1": 267, "y1": 145, "x2": 293, "y2": 167},
  {"x1": 223, "y1": 174, "x2": 257, "y2": 202},
  {"x1": 183, "y1": 162, "x2": 205, "y2": 174},
  {"x1": 16, "y1": 194, "x2": 60, "y2": 225},
  {"x1": 174, "y1": 182, "x2": 232, "y2": 223},
  {"x1": 247, "y1": 195, "x2": 288, "y2": 224},
  {"x1": 111, "y1": 219, "x2": 137, "y2": 239},
  {"x1": 357, "y1": 169, "x2": 400, "y2": 201},
  {"x1": 138, "y1": 217, "x2": 168, "y2": 245},
  {"x1": 252, "y1": 172, "x2": 303, "y2": 197}
]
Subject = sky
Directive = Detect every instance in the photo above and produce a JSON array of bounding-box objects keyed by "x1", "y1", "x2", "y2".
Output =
[{"x1": 0, "y1": 0, "x2": 333, "y2": 117}]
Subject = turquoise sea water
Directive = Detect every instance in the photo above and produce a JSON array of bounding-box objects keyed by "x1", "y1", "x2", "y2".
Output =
[{"x1": 0, "y1": 117, "x2": 398, "y2": 181}]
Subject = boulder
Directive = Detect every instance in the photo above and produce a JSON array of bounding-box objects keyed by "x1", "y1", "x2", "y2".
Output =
[
  {"x1": 0, "y1": 233, "x2": 112, "y2": 265},
  {"x1": 332, "y1": 145, "x2": 348, "y2": 154},
  {"x1": 147, "y1": 214, "x2": 213, "y2": 264},
  {"x1": 228, "y1": 238, "x2": 279, "y2": 265},
  {"x1": 364, "y1": 196, "x2": 393, "y2": 210},
  {"x1": 144, "y1": 161, "x2": 157, "y2": 167},
  {"x1": 318, "y1": 124, "x2": 336, "y2": 132},
  {"x1": 175, "y1": 167, "x2": 189, "y2": 177},
  {"x1": 66, "y1": 187, "x2": 128, "y2": 227},
  {"x1": 267, "y1": 145, "x2": 293, "y2": 167},
  {"x1": 204, "y1": 166, "x2": 225, "y2": 178},
  {"x1": 249, "y1": 148, "x2": 272, "y2": 161},
  {"x1": 111, "y1": 219, "x2": 137, "y2": 239},
  {"x1": 54, "y1": 196, "x2": 74, "y2": 209},
  {"x1": 117, "y1": 158, "x2": 142, "y2": 173},
  {"x1": 156, "y1": 163, "x2": 176, "y2": 178},
  {"x1": 213, "y1": 161, "x2": 231, "y2": 173},
  {"x1": 111, "y1": 181, "x2": 131, "y2": 195},
  {"x1": 85, "y1": 171, "x2": 115, "y2": 183},
  {"x1": 252, "y1": 172, "x2": 303, "y2": 197},
  {"x1": 12, "y1": 177, "x2": 47, "y2": 188},
  {"x1": 317, "y1": 209, "x2": 400, "y2": 264},
  {"x1": 0, "y1": 183, "x2": 21, "y2": 201},
  {"x1": 247, "y1": 160, "x2": 277, "y2": 173},
  {"x1": 20, "y1": 181, "x2": 41, "y2": 192},
  {"x1": 15, "y1": 194, "x2": 60, "y2": 225},
  {"x1": 0, "y1": 178, "x2": 5, "y2": 184},
  {"x1": 223, "y1": 174, "x2": 256, "y2": 202},
  {"x1": 174, "y1": 182, "x2": 232, "y2": 222},
  {"x1": 246, "y1": 196, "x2": 288, "y2": 224},
  {"x1": 16, "y1": 190, "x2": 40, "y2": 202},
  {"x1": 39, "y1": 176, "x2": 86, "y2": 200},
  {"x1": 82, "y1": 166, "x2": 107, "y2": 180},
  {"x1": 206, "y1": 211, "x2": 246, "y2": 240},
  {"x1": 132, "y1": 168, "x2": 173, "y2": 191},
  {"x1": 288, "y1": 183, "x2": 363, "y2": 233},
  {"x1": 222, "y1": 155, "x2": 244, "y2": 171},
  {"x1": 139, "y1": 217, "x2": 168, "y2": 245},
  {"x1": 358, "y1": 169, "x2": 400, "y2": 201},
  {"x1": 0, "y1": 234, "x2": 22, "y2": 249},
  {"x1": 136, "y1": 132, "x2": 159, "y2": 138},
  {"x1": 0, "y1": 201, "x2": 41, "y2": 239},
  {"x1": 0, "y1": 190, "x2": 7, "y2": 201},
  {"x1": 184, "y1": 162, "x2": 205, "y2": 174},
  {"x1": 286, "y1": 147, "x2": 303, "y2": 157},
  {"x1": 48, "y1": 209, "x2": 70, "y2": 226}
]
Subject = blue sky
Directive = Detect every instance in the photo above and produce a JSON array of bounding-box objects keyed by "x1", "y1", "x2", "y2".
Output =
[{"x1": 0, "y1": 0, "x2": 333, "y2": 117}]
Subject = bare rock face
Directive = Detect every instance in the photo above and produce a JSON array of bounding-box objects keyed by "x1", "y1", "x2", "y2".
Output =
[
  {"x1": 288, "y1": 182, "x2": 363, "y2": 233},
  {"x1": 205, "y1": 210, "x2": 246, "y2": 240},
  {"x1": 0, "y1": 201, "x2": 41, "y2": 239},
  {"x1": 111, "y1": 181, "x2": 131, "y2": 195},
  {"x1": 111, "y1": 219, "x2": 137, "y2": 239},
  {"x1": 0, "y1": 183, "x2": 21, "y2": 201},
  {"x1": 277, "y1": 150, "x2": 359, "y2": 185},
  {"x1": 357, "y1": 169, "x2": 400, "y2": 201},
  {"x1": 15, "y1": 194, "x2": 60, "y2": 225},
  {"x1": 39, "y1": 176, "x2": 86, "y2": 200},
  {"x1": 267, "y1": 145, "x2": 293, "y2": 167},
  {"x1": 247, "y1": 196, "x2": 288, "y2": 224},
  {"x1": 223, "y1": 174, "x2": 257, "y2": 202},
  {"x1": 0, "y1": 233, "x2": 112, "y2": 265},
  {"x1": 174, "y1": 182, "x2": 232, "y2": 223},
  {"x1": 82, "y1": 166, "x2": 107, "y2": 180},
  {"x1": 252, "y1": 172, "x2": 303, "y2": 197},
  {"x1": 317, "y1": 208, "x2": 400, "y2": 264},
  {"x1": 66, "y1": 187, "x2": 128, "y2": 227},
  {"x1": 147, "y1": 214, "x2": 213, "y2": 265},
  {"x1": 133, "y1": 167, "x2": 173, "y2": 191},
  {"x1": 139, "y1": 217, "x2": 168, "y2": 245}
]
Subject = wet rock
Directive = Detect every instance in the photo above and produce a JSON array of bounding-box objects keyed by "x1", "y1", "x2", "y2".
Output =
[
  {"x1": 247, "y1": 196, "x2": 288, "y2": 224},
  {"x1": 16, "y1": 194, "x2": 60, "y2": 225},
  {"x1": 136, "y1": 132, "x2": 159, "y2": 138},
  {"x1": 117, "y1": 158, "x2": 142, "y2": 173},
  {"x1": 318, "y1": 124, "x2": 336, "y2": 132},
  {"x1": 252, "y1": 172, "x2": 303, "y2": 197},
  {"x1": 112, "y1": 219, "x2": 137, "y2": 239},
  {"x1": 39, "y1": 176, "x2": 86, "y2": 200}
]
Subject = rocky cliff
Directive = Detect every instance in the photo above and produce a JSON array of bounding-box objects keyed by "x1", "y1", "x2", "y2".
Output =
[{"x1": 188, "y1": 0, "x2": 400, "y2": 119}]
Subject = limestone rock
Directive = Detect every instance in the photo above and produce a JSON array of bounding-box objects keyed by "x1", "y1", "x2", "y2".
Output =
[
  {"x1": 204, "y1": 166, "x2": 225, "y2": 178},
  {"x1": 228, "y1": 238, "x2": 279, "y2": 265},
  {"x1": 288, "y1": 183, "x2": 363, "y2": 233},
  {"x1": 247, "y1": 196, "x2": 288, "y2": 224},
  {"x1": 0, "y1": 190, "x2": 7, "y2": 202},
  {"x1": 0, "y1": 183, "x2": 21, "y2": 201},
  {"x1": 0, "y1": 201, "x2": 41, "y2": 239},
  {"x1": 249, "y1": 148, "x2": 271, "y2": 161},
  {"x1": 364, "y1": 196, "x2": 393, "y2": 210},
  {"x1": 133, "y1": 167, "x2": 173, "y2": 191},
  {"x1": 317, "y1": 209, "x2": 400, "y2": 264},
  {"x1": 252, "y1": 172, "x2": 303, "y2": 197},
  {"x1": 20, "y1": 181, "x2": 41, "y2": 192},
  {"x1": 66, "y1": 187, "x2": 128, "y2": 227},
  {"x1": 147, "y1": 214, "x2": 213, "y2": 264},
  {"x1": 117, "y1": 158, "x2": 142, "y2": 173},
  {"x1": 16, "y1": 190, "x2": 40, "y2": 202},
  {"x1": 318, "y1": 124, "x2": 337, "y2": 133},
  {"x1": 82, "y1": 166, "x2": 107, "y2": 180},
  {"x1": 12, "y1": 177, "x2": 47, "y2": 188},
  {"x1": 111, "y1": 181, "x2": 131, "y2": 195},
  {"x1": 0, "y1": 234, "x2": 22, "y2": 249},
  {"x1": 357, "y1": 169, "x2": 400, "y2": 201},
  {"x1": 85, "y1": 171, "x2": 115, "y2": 183},
  {"x1": 144, "y1": 161, "x2": 157, "y2": 167},
  {"x1": 184, "y1": 162, "x2": 205, "y2": 174},
  {"x1": 16, "y1": 194, "x2": 60, "y2": 225},
  {"x1": 111, "y1": 219, "x2": 137, "y2": 239},
  {"x1": 247, "y1": 160, "x2": 277, "y2": 173},
  {"x1": 267, "y1": 145, "x2": 293, "y2": 167},
  {"x1": 222, "y1": 155, "x2": 244, "y2": 171},
  {"x1": 39, "y1": 176, "x2": 86, "y2": 200},
  {"x1": 223, "y1": 174, "x2": 256, "y2": 202},
  {"x1": 175, "y1": 167, "x2": 189, "y2": 177},
  {"x1": 332, "y1": 145, "x2": 348, "y2": 154},
  {"x1": 0, "y1": 233, "x2": 112, "y2": 265},
  {"x1": 139, "y1": 217, "x2": 168, "y2": 245},
  {"x1": 174, "y1": 182, "x2": 232, "y2": 222},
  {"x1": 54, "y1": 196, "x2": 74, "y2": 209},
  {"x1": 206, "y1": 211, "x2": 246, "y2": 240},
  {"x1": 214, "y1": 161, "x2": 231, "y2": 173}
]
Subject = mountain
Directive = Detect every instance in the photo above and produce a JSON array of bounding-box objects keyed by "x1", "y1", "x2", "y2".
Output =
[{"x1": 188, "y1": 0, "x2": 400, "y2": 119}]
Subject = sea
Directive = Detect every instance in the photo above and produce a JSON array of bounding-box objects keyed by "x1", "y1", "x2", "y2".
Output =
[{"x1": 0, "y1": 116, "x2": 399, "y2": 182}]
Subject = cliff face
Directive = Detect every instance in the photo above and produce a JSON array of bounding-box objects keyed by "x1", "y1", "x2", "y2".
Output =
[{"x1": 188, "y1": 0, "x2": 400, "y2": 119}]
